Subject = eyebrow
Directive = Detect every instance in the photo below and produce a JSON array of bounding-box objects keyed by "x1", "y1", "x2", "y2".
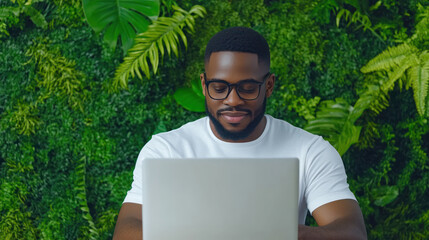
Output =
[{"x1": 207, "y1": 77, "x2": 260, "y2": 83}]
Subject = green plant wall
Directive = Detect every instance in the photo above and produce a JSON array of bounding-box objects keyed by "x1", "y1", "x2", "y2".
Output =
[{"x1": 1, "y1": 0, "x2": 428, "y2": 239}]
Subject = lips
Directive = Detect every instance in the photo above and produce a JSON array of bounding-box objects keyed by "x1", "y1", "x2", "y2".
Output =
[{"x1": 219, "y1": 111, "x2": 248, "y2": 124}]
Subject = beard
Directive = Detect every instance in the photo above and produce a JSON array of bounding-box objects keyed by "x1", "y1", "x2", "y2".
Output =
[{"x1": 206, "y1": 98, "x2": 266, "y2": 141}]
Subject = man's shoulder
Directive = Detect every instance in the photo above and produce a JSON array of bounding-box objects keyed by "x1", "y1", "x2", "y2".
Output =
[
  {"x1": 154, "y1": 116, "x2": 208, "y2": 139},
  {"x1": 265, "y1": 115, "x2": 331, "y2": 154},
  {"x1": 267, "y1": 115, "x2": 318, "y2": 139},
  {"x1": 140, "y1": 117, "x2": 209, "y2": 157}
]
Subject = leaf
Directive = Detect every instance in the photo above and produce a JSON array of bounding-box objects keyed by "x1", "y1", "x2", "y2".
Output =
[
  {"x1": 382, "y1": 54, "x2": 418, "y2": 92},
  {"x1": 0, "y1": 7, "x2": 20, "y2": 18},
  {"x1": 426, "y1": 90, "x2": 429, "y2": 118},
  {"x1": 354, "y1": 83, "x2": 391, "y2": 121},
  {"x1": 191, "y1": 77, "x2": 204, "y2": 98},
  {"x1": 153, "y1": 120, "x2": 167, "y2": 135},
  {"x1": 173, "y1": 80, "x2": 205, "y2": 113},
  {"x1": 344, "y1": 0, "x2": 361, "y2": 10},
  {"x1": 310, "y1": 0, "x2": 338, "y2": 24},
  {"x1": 334, "y1": 122, "x2": 362, "y2": 156},
  {"x1": 409, "y1": 51, "x2": 429, "y2": 117},
  {"x1": 372, "y1": 185, "x2": 399, "y2": 207},
  {"x1": 360, "y1": 42, "x2": 428, "y2": 118},
  {"x1": 82, "y1": 0, "x2": 160, "y2": 52},
  {"x1": 369, "y1": 1, "x2": 382, "y2": 11},
  {"x1": 361, "y1": 43, "x2": 418, "y2": 73},
  {"x1": 336, "y1": 9, "x2": 347, "y2": 27},
  {"x1": 22, "y1": 5, "x2": 47, "y2": 29},
  {"x1": 113, "y1": 5, "x2": 206, "y2": 89},
  {"x1": 305, "y1": 99, "x2": 362, "y2": 155}
]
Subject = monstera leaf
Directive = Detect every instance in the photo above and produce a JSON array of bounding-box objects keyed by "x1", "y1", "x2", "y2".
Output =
[{"x1": 83, "y1": 0, "x2": 160, "y2": 53}]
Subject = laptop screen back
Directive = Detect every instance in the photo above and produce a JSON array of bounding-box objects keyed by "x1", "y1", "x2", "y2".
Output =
[{"x1": 142, "y1": 158, "x2": 299, "y2": 240}]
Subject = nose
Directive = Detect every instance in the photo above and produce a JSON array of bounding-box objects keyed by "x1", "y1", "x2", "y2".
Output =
[{"x1": 223, "y1": 86, "x2": 244, "y2": 106}]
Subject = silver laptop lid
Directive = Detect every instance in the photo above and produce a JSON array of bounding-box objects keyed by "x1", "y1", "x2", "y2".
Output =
[{"x1": 143, "y1": 158, "x2": 299, "y2": 240}]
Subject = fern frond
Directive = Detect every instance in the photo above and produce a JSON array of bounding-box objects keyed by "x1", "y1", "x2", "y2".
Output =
[
  {"x1": 360, "y1": 41, "x2": 428, "y2": 118},
  {"x1": 366, "y1": 85, "x2": 390, "y2": 115},
  {"x1": 305, "y1": 99, "x2": 362, "y2": 156},
  {"x1": 427, "y1": 86, "x2": 429, "y2": 118},
  {"x1": 305, "y1": 100, "x2": 350, "y2": 135},
  {"x1": 9, "y1": 102, "x2": 40, "y2": 135},
  {"x1": 113, "y1": 5, "x2": 206, "y2": 90},
  {"x1": 409, "y1": 51, "x2": 429, "y2": 116},
  {"x1": 336, "y1": 8, "x2": 348, "y2": 27},
  {"x1": 357, "y1": 120, "x2": 380, "y2": 149},
  {"x1": 382, "y1": 54, "x2": 419, "y2": 92},
  {"x1": 351, "y1": 84, "x2": 390, "y2": 123},
  {"x1": 361, "y1": 43, "x2": 418, "y2": 73},
  {"x1": 75, "y1": 156, "x2": 99, "y2": 239},
  {"x1": 414, "y1": 4, "x2": 429, "y2": 42}
]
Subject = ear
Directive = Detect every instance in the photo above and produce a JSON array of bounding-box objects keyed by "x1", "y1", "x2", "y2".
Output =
[
  {"x1": 200, "y1": 73, "x2": 207, "y2": 97},
  {"x1": 265, "y1": 73, "x2": 275, "y2": 98}
]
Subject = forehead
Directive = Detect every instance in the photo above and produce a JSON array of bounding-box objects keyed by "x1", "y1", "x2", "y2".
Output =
[{"x1": 205, "y1": 51, "x2": 263, "y2": 81}]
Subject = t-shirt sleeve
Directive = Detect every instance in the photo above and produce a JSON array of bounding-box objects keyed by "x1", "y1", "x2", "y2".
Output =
[
  {"x1": 304, "y1": 137, "x2": 356, "y2": 214},
  {"x1": 123, "y1": 136, "x2": 170, "y2": 204}
]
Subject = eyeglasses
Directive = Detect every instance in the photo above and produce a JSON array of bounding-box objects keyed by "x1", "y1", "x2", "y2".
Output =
[{"x1": 204, "y1": 72, "x2": 270, "y2": 100}]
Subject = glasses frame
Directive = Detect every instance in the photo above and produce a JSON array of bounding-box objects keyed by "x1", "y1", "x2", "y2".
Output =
[{"x1": 203, "y1": 72, "x2": 271, "y2": 101}]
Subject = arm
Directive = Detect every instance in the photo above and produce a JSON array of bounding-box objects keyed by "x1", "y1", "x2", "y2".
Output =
[
  {"x1": 299, "y1": 199, "x2": 367, "y2": 240},
  {"x1": 113, "y1": 203, "x2": 142, "y2": 240}
]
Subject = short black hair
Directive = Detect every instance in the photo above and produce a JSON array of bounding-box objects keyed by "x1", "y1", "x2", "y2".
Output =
[{"x1": 204, "y1": 27, "x2": 270, "y2": 68}]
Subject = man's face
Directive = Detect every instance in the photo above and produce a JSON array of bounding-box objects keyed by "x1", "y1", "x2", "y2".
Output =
[{"x1": 200, "y1": 51, "x2": 274, "y2": 142}]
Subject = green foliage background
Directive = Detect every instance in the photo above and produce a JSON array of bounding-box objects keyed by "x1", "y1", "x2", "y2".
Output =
[{"x1": 1, "y1": 0, "x2": 428, "y2": 239}]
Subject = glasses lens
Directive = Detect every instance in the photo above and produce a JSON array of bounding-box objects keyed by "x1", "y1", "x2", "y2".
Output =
[
  {"x1": 237, "y1": 82, "x2": 260, "y2": 100},
  {"x1": 208, "y1": 82, "x2": 229, "y2": 99}
]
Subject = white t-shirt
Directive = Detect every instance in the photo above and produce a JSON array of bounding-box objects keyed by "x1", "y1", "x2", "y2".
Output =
[{"x1": 124, "y1": 115, "x2": 356, "y2": 224}]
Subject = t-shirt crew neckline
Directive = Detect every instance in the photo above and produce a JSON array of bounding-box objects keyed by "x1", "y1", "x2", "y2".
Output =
[{"x1": 206, "y1": 114, "x2": 271, "y2": 147}]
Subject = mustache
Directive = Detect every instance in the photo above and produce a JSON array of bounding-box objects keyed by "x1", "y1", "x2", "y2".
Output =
[{"x1": 217, "y1": 107, "x2": 252, "y2": 115}]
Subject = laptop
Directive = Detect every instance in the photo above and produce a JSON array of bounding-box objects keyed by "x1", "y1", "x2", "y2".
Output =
[{"x1": 142, "y1": 158, "x2": 299, "y2": 240}]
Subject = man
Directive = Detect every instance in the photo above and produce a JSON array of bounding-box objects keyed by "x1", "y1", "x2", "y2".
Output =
[{"x1": 113, "y1": 27, "x2": 367, "y2": 240}]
